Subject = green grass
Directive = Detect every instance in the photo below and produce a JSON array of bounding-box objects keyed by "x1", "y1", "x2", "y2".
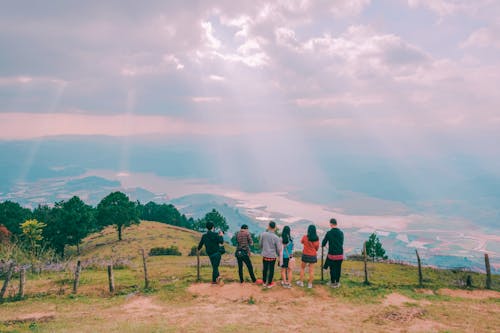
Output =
[{"x1": 1, "y1": 221, "x2": 499, "y2": 332}]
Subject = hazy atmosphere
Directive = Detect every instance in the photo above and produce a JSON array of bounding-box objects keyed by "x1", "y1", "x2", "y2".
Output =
[{"x1": 1, "y1": 0, "x2": 500, "y2": 270}]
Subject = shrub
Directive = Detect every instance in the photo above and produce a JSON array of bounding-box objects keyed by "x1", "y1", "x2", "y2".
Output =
[{"x1": 149, "y1": 246, "x2": 182, "y2": 256}]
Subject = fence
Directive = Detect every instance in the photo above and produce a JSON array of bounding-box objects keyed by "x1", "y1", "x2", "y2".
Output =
[{"x1": 0, "y1": 247, "x2": 497, "y2": 302}]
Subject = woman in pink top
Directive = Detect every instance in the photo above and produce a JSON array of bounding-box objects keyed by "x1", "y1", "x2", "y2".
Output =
[{"x1": 296, "y1": 224, "x2": 320, "y2": 289}]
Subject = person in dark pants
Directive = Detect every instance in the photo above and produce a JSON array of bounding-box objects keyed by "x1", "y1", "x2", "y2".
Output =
[
  {"x1": 259, "y1": 221, "x2": 281, "y2": 288},
  {"x1": 321, "y1": 218, "x2": 344, "y2": 288},
  {"x1": 235, "y1": 224, "x2": 257, "y2": 283},
  {"x1": 198, "y1": 221, "x2": 224, "y2": 284}
]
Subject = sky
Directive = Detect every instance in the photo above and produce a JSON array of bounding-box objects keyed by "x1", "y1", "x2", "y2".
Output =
[
  {"x1": 0, "y1": 0, "x2": 499, "y2": 141},
  {"x1": 1, "y1": 1, "x2": 500, "y2": 209}
]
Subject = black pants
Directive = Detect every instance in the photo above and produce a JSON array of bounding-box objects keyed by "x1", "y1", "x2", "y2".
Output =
[
  {"x1": 237, "y1": 255, "x2": 256, "y2": 283},
  {"x1": 330, "y1": 260, "x2": 343, "y2": 283},
  {"x1": 262, "y1": 258, "x2": 276, "y2": 284},
  {"x1": 209, "y1": 252, "x2": 221, "y2": 283}
]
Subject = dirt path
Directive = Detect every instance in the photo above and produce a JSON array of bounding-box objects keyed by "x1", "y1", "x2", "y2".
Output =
[{"x1": 3, "y1": 285, "x2": 499, "y2": 332}]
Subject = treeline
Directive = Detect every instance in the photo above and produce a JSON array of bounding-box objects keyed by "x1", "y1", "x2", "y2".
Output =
[{"x1": 0, "y1": 191, "x2": 229, "y2": 259}]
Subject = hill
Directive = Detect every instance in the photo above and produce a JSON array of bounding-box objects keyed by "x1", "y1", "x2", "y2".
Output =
[
  {"x1": 0, "y1": 221, "x2": 499, "y2": 332},
  {"x1": 78, "y1": 220, "x2": 202, "y2": 259}
]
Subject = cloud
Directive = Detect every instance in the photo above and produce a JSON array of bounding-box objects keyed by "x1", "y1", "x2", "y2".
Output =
[
  {"x1": 294, "y1": 94, "x2": 382, "y2": 108},
  {"x1": 461, "y1": 27, "x2": 500, "y2": 49},
  {"x1": 0, "y1": 0, "x2": 499, "y2": 154},
  {"x1": 191, "y1": 96, "x2": 222, "y2": 103},
  {"x1": 330, "y1": 0, "x2": 371, "y2": 17},
  {"x1": 0, "y1": 112, "x2": 259, "y2": 139}
]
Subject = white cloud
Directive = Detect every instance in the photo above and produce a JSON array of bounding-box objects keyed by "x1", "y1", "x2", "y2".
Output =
[
  {"x1": 406, "y1": 0, "x2": 498, "y2": 18},
  {"x1": 407, "y1": 0, "x2": 463, "y2": 16},
  {"x1": 0, "y1": 76, "x2": 67, "y2": 86},
  {"x1": 191, "y1": 96, "x2": 222, "y2": 103},
  {"x1": 330, "y1": 0, "x2": 371, "y2": 17},
  {"x1": 209, "y1": 74, "x2": 225, "y2": 81},
  {"x1": 201, "y1": 21, "x2": 222, "y2": 49},
  {"x1": 461, "y1": 27, "x2": 500, "y2": 49},
  {"x1": 163, "y1": 54, "x2": 185, "y2": 70},
  {"x1": 295, "y1": 94, "x2": 382, "y2": 108}
]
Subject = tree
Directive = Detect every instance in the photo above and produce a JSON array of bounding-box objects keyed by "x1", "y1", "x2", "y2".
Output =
[
  {"x1": 0, "y1": 224, "x2": 11, "y2": 244},
  {"x1": 365, "y1": 233, "x2": 388, "y2": 262},
  {"x1": 58, "y1": 196, "x2": 95, "y2": 255},
  {"x1": 97, "y1": 191, "x2": 140, "y2": 241},
  {"x1": 0, "y1": 201, "x2": 32, "y2": 236},
  {"x1": 20, "y1": 219, "x2": 46, "y2": 271},
  {"x1": 39, "y1": 197, "x2": 96, "y2": 257},
  {"x1": 195, "y1": 209, "x2": 229, "y2": 233},
  {"x1": 139, "y1": 201, "x2": 195, "y2": 230},
  {"x1": 34, "y1": 204, "x2": 65, "y2": 256}
]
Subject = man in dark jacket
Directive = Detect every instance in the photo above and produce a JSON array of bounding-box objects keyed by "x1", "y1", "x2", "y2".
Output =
[
  {"x1": 198, "y1": 221, "x2": 224, "y2": 284},
  {"x1": 321, "y1": 218, "x2": 344, "y2": 288}
]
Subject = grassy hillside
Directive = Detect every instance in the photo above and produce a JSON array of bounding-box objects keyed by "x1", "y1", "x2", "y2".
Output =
[
  {"x1": 78, "y1": 220, "x2": 202, "y2": 259},
  {"x1": 1, "y1": 221, "x2": 499, "y2": 332}
]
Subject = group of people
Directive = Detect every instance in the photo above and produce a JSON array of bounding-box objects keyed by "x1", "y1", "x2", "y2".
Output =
[{"x1": 197, "y1": 218, "x2": 344, "y2": 289}]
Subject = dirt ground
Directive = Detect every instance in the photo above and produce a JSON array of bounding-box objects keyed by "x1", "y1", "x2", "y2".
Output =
[{"x1": 3, "y1": 284, "x2": 500, "y2": 332}]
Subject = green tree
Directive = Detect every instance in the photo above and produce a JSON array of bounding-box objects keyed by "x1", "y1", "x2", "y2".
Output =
[
  {"x1": 365, "y1": 233, "x2": 388, "y2": 262},
  {"x1": 34, "y1": 204, "x2": 64, "y2": 255},
  {"x1": 58, "y1": 196, "x2": 95, "y2": 254},
  {"x1": 140, "y1": 201, "x2": 189, "y2": 227},
  {"x1": 195, "y1": 209, "x2": 229, "y2": 233},
  {"x1": 0, "y1": 201, "x2": 32, "y2": 236},
  {"x1": 97, "y1": 191, "x2": 140, "y2": 241},
  {"x1": 21, "y1": 219, "x2": 46, "y2": 270},
  {"x1": 40, "y1": 196, "x2": 96, "y2": 257}
]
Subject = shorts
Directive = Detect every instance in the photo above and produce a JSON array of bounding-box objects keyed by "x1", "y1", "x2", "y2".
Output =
[
  {"x1": 281, "y1": 257, "x2": 290, "y2": 268},
  {"x1": 301, "y1": 254, "x2": 317, "y2": 264}
]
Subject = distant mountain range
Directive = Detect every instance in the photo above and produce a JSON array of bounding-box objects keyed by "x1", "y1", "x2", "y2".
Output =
[{"x1": 1, "y1": 137, "x2": 499, "y2": 274}]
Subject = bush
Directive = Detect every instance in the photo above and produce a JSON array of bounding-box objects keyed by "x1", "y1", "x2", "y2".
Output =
[
  {"x1": 149, "y1": 246, "x2": 182, "y2": 256},
  {"x1": 188, "y1": 246, "x2": 207, "y2": 256}
]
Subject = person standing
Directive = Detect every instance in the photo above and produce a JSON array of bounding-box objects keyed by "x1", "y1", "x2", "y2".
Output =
[
  {"x1": 198, "y1": 221, "x2": 224, "y2": 285},
  {"x1": 235, "y1": 224, "x2": 257, "y2": 283},
  {"x1": 259, "y1": 221, "x2": 281, "y2": 288},
  {"x1": 296, "y1": 224, "x2": 320, "y2": 289},
  {"x1": 280, "y1": 226, "x2": 294, "y2": 288},
  {"x1": 322, "y1": 218, "x2": 344, "y2": 288}
]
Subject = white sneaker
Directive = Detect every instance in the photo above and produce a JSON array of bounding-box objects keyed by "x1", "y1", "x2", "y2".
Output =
[
  {"x1": 296, "y1": 281, "x2": 304, "y2": 287},
  {"x1": 307, "y1": 283, "x2": 313, "y2": 289},
  {"x1": 326, "y1": 281, "x2": 332, "y2": 287}
]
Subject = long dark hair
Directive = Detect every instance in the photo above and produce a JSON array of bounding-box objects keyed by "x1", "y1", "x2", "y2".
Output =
[
  {"x1": 282, "y1": 226, "x2": 291, "y2": 244},
  {"x1": 307, "y1": 224, "x2": 319, "y2": 242}
]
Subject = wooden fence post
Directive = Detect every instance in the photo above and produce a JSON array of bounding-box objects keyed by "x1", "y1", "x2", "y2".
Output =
[
  {"x1": 466, "y1": 275, "x2": 472, "y2": 288},
  {"x1": 141, "y1": 249, "x2": 149, "y2": 289},
  {"x1": 363, "y1": 242, "x2": 369, "y2": 285},
  {"x1": 0, "y1": 262, "x2": 15, "y2": 300},
  {"x1": 73, "y1": 260, "x2": 81, "y2": 294},
  {"x1": 107, "y1": 265, "x2": 115, "y2": 293},
  {"x1": 18, "y1": 267, "x2": 26, "y2": 298},
  {"x1": 321, "y1": 247, "x2": 324, "y2": 282},
  {"x1": 196, "y1": 250, "x2": 201, "y2": 282},
  {"x1": 485, "y1": 253, "x2": 492, "y2": 289},
  {"x1": 416, "y1": 249, "x2": 423, "y2": 287}
]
